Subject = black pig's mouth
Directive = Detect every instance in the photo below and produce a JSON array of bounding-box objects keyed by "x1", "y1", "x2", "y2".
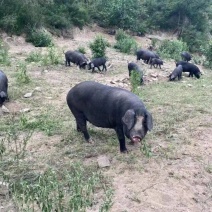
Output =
[{"x1": 131, "y1": 136, "x2": 141, "y2": 143}]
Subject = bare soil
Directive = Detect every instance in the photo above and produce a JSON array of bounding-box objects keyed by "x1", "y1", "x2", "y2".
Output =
[{"x1": 0, "y1": 26, "x2": 212, "y2": 212}]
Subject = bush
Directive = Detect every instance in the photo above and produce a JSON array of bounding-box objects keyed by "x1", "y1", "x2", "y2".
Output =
[
  {"x1": 26, "y1": 29, "x2": 53, "y2": 47},
  {"x1": 201, "y1": 40, "x2": 212, "y2": 68},
  {"x1": 89, "y1": 35, "x2": 109, "y2": 58},
  {"x1": 158, "y1": 39, "x2": 188, "y2": 61},
  {"x1": 114, "y1": 29, "x2": 137, "y2": 54},
  {"x1": 16, "y1": 62, "x2": 30, "y2": 84},
  {"x1": 77, "y1": 46, "x2": 86, "y2": 54}
]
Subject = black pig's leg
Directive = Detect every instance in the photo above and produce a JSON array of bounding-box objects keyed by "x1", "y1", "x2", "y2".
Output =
[
  {"x1": 75, "y1": 113, "x2": 90, "y2": 141},
  {"x1": 115, "y1": 127, "x2": 127, "y2": 153}
]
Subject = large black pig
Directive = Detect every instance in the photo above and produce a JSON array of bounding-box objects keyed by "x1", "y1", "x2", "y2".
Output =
[
  {"x1": 66, "y1": 81, "x2": 153, "y2": 152},
  {"x1": 0, "y1": 70, "x2": 8, "y2": 106},
  {"x1": 176, "y1": 61, "x2": 201, "y2": 79}
]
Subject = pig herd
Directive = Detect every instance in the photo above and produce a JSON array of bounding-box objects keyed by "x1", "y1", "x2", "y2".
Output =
[{"x1": 0, "y1": 46, "x2": 202, "y2": 153}]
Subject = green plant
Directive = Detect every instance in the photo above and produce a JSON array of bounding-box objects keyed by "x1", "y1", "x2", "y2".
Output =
[
  {"x1": 16, "y1": 62, "x2": 30, "y2": 84},
  {"x1": 0, "y1": 39, "x2": 10, "y2": 65},
  {"x1": 10, "y1": 163, "x2": 113, "y2": 211},
  {"x1": 42, "y1": 46, "x2": 61, "y2": 66},
  {"x1": 89, "y1": 35, "x2": 109, "y2": 58},
  {"x1": 26, "y1": 28, "x2": 53, "y2": 47},
  {"x1": 25, "y1": 50, "x2": 43, "y2": 63},
  {"x1": 201, "y1": 40, "x2": 212, "y2": 68},
  {"x1": 158, "y1": 39, "x2": 188, "y2": 61},
  {"x1": 130, "y1": 71, "x2": 142, "y2": 93},
  {"x1": 114, "y1": 30, "x2": 137, "y2": 54},
  {"x1": 77, "y1": 46, "x2": 86, "y2": 54}
]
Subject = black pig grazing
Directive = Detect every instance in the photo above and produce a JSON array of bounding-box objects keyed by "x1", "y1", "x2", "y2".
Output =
[
  {"x1": 181, "y1": 52, "x2": 192, "y2": 62},
  {"x1": 66, "y1": 81, "x2": 153, "y2": 153},
  {"x1": 176, "y1": 61, "x2": 201, "y2": 79},
  {"x1": 0, "y1": 70, "x2": 8, "y2": 106},
  {"x1": 150, "y1": 58, "x2": 163, "y2": 69},
  {"x1": 64, "y1": 50, "x2": 89, "y2": 69},
  {"x1": 87, "y1": 57, "x2": 107, "y2": 73},
  {"x1": 169, "y1": 65, "x2": 183, "y2": 81},
  {"x1": 128, "y1": 62, "x2": 143, "y2": 84},
  {"x1": 136, "y1": 49, "x2": 159, "y2": 64}
]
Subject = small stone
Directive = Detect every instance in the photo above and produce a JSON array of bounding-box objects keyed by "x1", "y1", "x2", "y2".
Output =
[
  {"x1": 187, "y1": 84, "x2": 193, "y2": 87},
  {"x1": 110, "y1": 81, "x2": 116, "y2": 84},
  {"x1": 2, "y1": 105, "x2": 10, "y2": 113},
  {"x1": 44, "y1": 70, "x2": 48, "y2": 73},
  {"x1": 97, "y1": 155, "x2": 110, "y2": 168},
  {"x1": 0, "y1": 181, "x2": 9, "y2": 196},
  {"x1": 24, "y1": 92, "x2": 33, "y2": 98},
  {"x1": 20, "y1": 108, "x2": 31, "y2": 113},
  {"x1": 46, "y1": 97, "x2": 53, "y2": 99},
  {"x1": 34, "y1": 87, "x2": 42, "y2": 92},
  {"x1": 150, "y1": 73, "x2": 158, "y2": 78}
]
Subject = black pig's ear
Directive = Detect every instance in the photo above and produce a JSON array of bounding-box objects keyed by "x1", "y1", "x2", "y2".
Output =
[
  {"x1": 122, "y1": 109, "x2": 135, "y2": 130},
  {"x1": 145, "y1": 111, "x2": 153, "y2": 131}
]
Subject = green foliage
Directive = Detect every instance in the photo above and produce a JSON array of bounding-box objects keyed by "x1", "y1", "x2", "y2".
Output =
[
  {"x1": 77, "y1": 46, "x2": 86, "y2": 54},
  {"x1": 130, "y1": 71, "x2": 142, "y2": 93},
  {"x1": 26, "y1": 29, "x2": 53, "y2": 47},
  {"x1": 16, "y1": 62, "x2": 30, "y2": 84},
  {"x1": 114, "y1": 29, "x2": 137, "y2": 54},
  {"x1": 0, "y1": 39, "x2": 10, "y2": 66},
  {"x1": 42, "y1": 46, "x2": 61, "y2": 65},
  {"x1": 201, "y1": 40, "x2": 212, "y2": 69},
  {"x1": 10, "y1": 163, "x2": 113, "y2": 211},
  {"x1": 91, "y1": 0, "x2": 147, "y2": 34},
  {"x1": 89, "y1": 35, "x2": 109, "y2": 58},
  {"x1": 158, "y1": 39, "x2": 188, "y2": 61},
  {"x1": 25, "y1": 50, "x2": 43, "y2": 63}
]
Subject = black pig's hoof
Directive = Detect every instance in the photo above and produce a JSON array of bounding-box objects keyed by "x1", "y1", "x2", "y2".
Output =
[{"x1": 121, "y1": 149, "x2": 128, "y2": 153}]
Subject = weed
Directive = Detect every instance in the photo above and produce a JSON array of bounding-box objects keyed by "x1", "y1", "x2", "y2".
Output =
[
  {"x1": 141, "y1": 140, "x2": 152, "y2": 158},
  {"x1": 16, "y1": 62, "x2": 30, "y2": 84},
  {"x1": 10, "y1": 163, "x2": 113, "y2": 211},
  {"x1": 42, "y1": 46, "x2": 62, "y2": 66},
  {"x1": 25, "y1": 50, "x2": 43, "y2": 63},
  {"x1": 0, "y1": 39, "x2": 10, "y2": 65},
  {"x1": 130, "y1": 71, "x2": 142, "y2": 93}
]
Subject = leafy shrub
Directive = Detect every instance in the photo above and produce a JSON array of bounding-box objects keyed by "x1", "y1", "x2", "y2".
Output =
[
  {"x1": 26, "y1": 29, "x2": 53, "y2": 47},
  {"x1": 114, "y1": 29, "x2": 137, "y2": 54},
  {"x1": 158, "y1": 39, "x2": 188, "y2": 61},
  {"x1": 201, "y1": 40, "x2": 212, "y2": 68},
  {"x1": 89, "y1": 35, "x2": 109, "y2": 58},
  {"x1": 77, "y1": 46, "x2": 86, "y2": 54}
]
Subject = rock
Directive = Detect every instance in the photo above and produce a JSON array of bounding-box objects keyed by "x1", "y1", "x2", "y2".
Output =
[
  {"x1": 2, "y1": 105, "x2": 10, "y2": 113},
  {"x1": 187, "y1": 84, "x2": 193, "y2": 87},
  {"x1": 24, "y1": 92, "x2": 33, "y2": 98},
  {"x1": 44, "y1": 70, "x2": 48, "y2": 73},
  {"x1": 34, "y1": 87, "x2": 42, "y2": 92},
  {"x1": 97, "y1": 155, "x2": 111, "y2": 168},
  {"x1": 20, "y1": 108, "x2": 31, "y2": 113},
  {"x1": 150, "y1": 73, "x2": 158, "y2": 78},
  {"x1": 110, "y1": 81, "x2": 116, "y2": 84},
  {"x1": 0, "y1": 181, "x2": 9, "y2": 196},
  {"x1": 46, "y1": 97, "x2": 53, "y2": 99}
]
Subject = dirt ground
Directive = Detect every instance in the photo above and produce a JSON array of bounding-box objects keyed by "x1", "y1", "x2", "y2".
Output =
[{"x1": 0, "y1": 26, "x2": 212, "y2": 212}]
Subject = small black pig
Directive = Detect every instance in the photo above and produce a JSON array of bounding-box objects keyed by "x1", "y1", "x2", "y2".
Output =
[
  {"x1": 66, "y1": 81, "x2": 153, "y2": 152},
  {"x1": 0, "y1": 70, "x2": 8, "y2": 106},
  {"x1": 169, "y1": 65, "x2": 183, "y2": 81},
  {"x1": 150, "y1": 58, "x2": 163, "y2": 69},
  {"x1": 87, "y1": 57, "x2": 107, "y2": 73},
  {"x1": 128, "y1": 62, "x2": 143, "y2": 84}
]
